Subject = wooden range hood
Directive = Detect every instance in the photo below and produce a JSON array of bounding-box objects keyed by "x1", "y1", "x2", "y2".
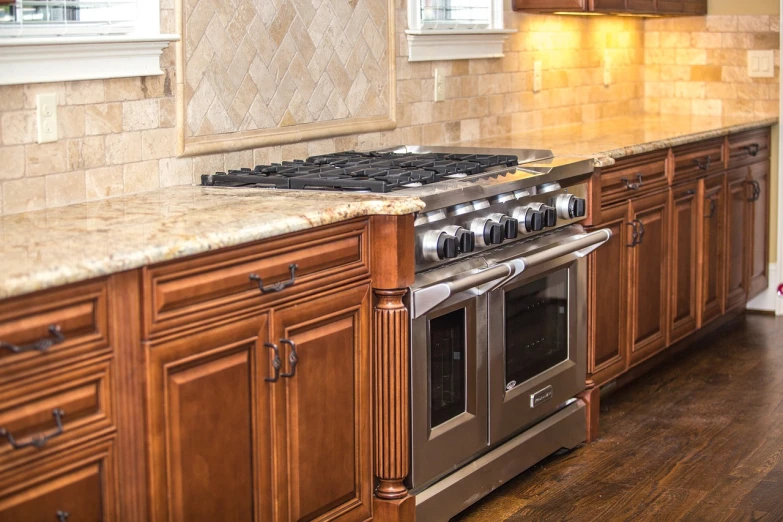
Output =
[{"x1": 512, "y1": 0, "x2": 707, "y2": 16}]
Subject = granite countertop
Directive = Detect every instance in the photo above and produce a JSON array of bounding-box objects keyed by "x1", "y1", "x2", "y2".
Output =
[
  {"x1": 457, "y1": 114, "x2": 779, "y2": 167},
  {"x1": 0, "y1": 186, "x2": 423, "y2": 300}
]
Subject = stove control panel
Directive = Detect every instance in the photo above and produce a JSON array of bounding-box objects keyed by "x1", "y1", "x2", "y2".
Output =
[{"x1": 415, "y1": 181, "x2": 590, "y2": 271}]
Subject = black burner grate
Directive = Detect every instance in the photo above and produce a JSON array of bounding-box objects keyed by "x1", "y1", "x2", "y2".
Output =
[{"x1": 201, "y1": 151, "x2": 519, "y2": 193}]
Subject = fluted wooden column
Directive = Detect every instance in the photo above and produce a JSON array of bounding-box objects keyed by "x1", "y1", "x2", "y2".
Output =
[
  {"x1": 370, "y1": 214, "x2": 415, "y2": 517},
  {"x1": 374, "y1": 289, "x2": 410, "y2": 500}
]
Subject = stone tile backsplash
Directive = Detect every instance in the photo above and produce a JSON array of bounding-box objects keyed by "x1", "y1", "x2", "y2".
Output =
[{"x1": 0, "y1": 9, "x2": 777, "y2": 215}]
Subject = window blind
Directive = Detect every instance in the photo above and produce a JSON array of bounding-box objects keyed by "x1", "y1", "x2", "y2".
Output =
[
  {"x1": 0, "y1": 0, "x2": 135, "y2": 36},
  {"x1": 419, "y1": 0, "x2": 491, "y2": 29}
]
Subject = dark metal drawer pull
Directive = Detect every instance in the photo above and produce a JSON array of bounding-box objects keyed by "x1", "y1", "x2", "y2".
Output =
[
  {"x1": 626, "y1": 222, "x2": 638, "y2": 247},
  {"x1": 249, "y1": 264, "x2": 298, "y2": 294},
  {"x1": 0, "y1": 408, "x2": 65, "y2": 450},
  {"x1": 743, "y1": 144, "x2": 760, "y2": 157},
  {"x1": 634, "y1": 219, "x2": 645, "y2": 245},
  {"x1": 693, "y1": 157, "x2": 712, "y2": 171},
  {"x1": 621, "y1": 173, "x2": 643, "y2": 190},
  {"x1": 57, "y1": 511, "x2": 70, "y2": 522},
  {"x1": 705, "y1": 197, "x2": 716, "y2": 219},
  {"x1": 280, "y1": 339, "x2": 298, "y2": 378},
  {"x1": 1, "y1": 325, "x2": 64, "y2": 354},
  {"x1": 684, "y1": 190, "x2": 696, "y2": 196},
  {"x1": 264, "y1": 343, "x2": 281, "y2": 383}
]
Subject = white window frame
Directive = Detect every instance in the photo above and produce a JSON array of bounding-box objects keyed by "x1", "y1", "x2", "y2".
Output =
[
  {"x1": 0, "y1": 0, "x2": 178, "y2": 85},
  {"x1": 406, "y1": 0, "x2": 515, "y2": 62}
]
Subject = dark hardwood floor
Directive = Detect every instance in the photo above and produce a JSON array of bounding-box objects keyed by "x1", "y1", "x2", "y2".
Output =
[{"x1": 455, "y1": 314, "x2": 783, "y2": 522}]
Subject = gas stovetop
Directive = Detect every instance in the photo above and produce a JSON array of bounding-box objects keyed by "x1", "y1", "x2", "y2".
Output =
[
  {"x1": 199, "y1": 146, "x2": 596, "y2": 271},
  {"x1": 201, "y1": 150, "x2": 520, "y2": 193}
]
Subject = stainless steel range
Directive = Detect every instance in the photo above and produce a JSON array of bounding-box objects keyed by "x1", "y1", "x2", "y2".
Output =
[{"x1": 202, "y1": 145, "x2": 612, "y2": 521}]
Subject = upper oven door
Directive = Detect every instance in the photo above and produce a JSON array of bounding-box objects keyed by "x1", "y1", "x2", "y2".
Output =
[{"x1": 484, "y1": 227, "x2": 611, "y2": 444}]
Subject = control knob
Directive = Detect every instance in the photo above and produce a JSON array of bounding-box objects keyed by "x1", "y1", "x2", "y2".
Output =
[
  {"x1": 528, "y1": 202, "x2": 557, "y2": 227},
  {"x1": 421, "y1": 230, "x2": 459, "y2": 261},
  {"x1": 469, "y1": 217, "x2": 505, "y2": 247},
  {"x1": 554, "y1": 194, "x2": 587, "y2": 219},
  {"x1": 511, "y1": 206, "x2": 544, "y2": 234},
  {"x1": 443, "y1": 225, "x2": 476, "y2": 254},
  {"x1": 488, "y1": 213, "x2": 519, "y2": 240}
]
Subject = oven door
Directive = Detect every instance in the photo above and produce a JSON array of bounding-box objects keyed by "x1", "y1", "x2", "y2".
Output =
[
  {"x1": 409, "y1": 261, "x2": 503, "y2": 490},
  {"x1": 486, "y1": 228, "x2": 611, "y2": 444}
]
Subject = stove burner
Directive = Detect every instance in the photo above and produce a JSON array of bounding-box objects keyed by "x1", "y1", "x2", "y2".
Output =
[{"x1": 201, "y1": 151, "x2": 519, "y2": 193}]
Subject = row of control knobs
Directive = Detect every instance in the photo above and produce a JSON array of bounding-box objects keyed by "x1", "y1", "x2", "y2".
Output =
[{"x1": 425, "y1": 194, "x2": 586, "y2": 261}]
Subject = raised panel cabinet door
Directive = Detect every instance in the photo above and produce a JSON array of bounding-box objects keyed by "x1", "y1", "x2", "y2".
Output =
[
  {"x1": 629, "y1": 190, "x2": 670, "y2": 365},
  {"x1": 669, "y1": 182, "x2": 699, "y2": 344},
  {"x1": 748, "y1": 161, "x2": 770, "y2": 299},
  {"x1": 147, "y1": 314, "x2": 273, "y2": 522},
  {"x1": 725, "y1": 167, "x2": 750, "y2": 311},
  {"x1": 587, "y1": 203, "x2": 630, "y2": 385},
  {"x1": 272, "y1": 284, "x2": 372, "y2": 522},
  {"x1": 700, "y1": 174, "x2": 727, "y2": 326}
]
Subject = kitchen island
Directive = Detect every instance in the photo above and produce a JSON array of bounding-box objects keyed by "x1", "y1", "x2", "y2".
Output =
[{"x1": 0, "y1": 113, "x2": 777, "y2": 521}]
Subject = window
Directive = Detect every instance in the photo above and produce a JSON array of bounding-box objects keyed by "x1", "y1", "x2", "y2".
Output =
[
  {"x1": 407, "y1": 0, "x2": 515, "y2": 62},
  {"x1": 0, "y1": 0, "x2": 177, "y2": 85}
]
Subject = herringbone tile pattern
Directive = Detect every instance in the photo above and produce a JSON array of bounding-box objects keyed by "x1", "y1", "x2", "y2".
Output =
[{"x1": 184, "y1": 0, "x2": 390, "y2": 137}]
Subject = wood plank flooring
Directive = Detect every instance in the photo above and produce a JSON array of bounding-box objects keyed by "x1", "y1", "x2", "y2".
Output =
[{"x1": 454, "y1": 314, "x2": 783, "y2": 521}]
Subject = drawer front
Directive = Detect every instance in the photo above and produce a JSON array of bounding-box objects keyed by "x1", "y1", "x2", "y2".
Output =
[
  {"x1": 0, "y1": 438, "x2": 117, "y2": 521},
  {"x1": 0, "y1": 280, "x2": 109, "y2": 385},
  {"x1": 144, "y1": 220, "x2": 369, "y2": 336},
  {"x1": 672, "y1": 139, "x2": 724, "y2": 183},
  {"x1": 728, "y1": 128, "x2": 770, "y2": 168},
  {"x1": 600, "y1": 150, "x2": 669, "y2": 206},
  {"x1": 0, "y1": 359, "x2": 114, "y2": 472}
]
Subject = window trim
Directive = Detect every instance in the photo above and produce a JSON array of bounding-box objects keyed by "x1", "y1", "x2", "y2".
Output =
[
  {"x1": 0, "y1": 0, "x2": 178, "y2": 85},
  {"x1": 406, "y1": 0, "x2": 515, "y2": 62}
]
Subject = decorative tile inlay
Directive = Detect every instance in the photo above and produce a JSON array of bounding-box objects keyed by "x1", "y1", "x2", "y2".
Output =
[{"x1": 178, "y1": 0, "x2": 395, "y2": 154}]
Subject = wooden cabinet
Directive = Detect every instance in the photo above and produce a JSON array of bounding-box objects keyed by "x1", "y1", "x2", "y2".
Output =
[
  {"x1": 725, "y1": 167, "x2": 750, "y2": 311},
  {"x1": 147, "y1": 313, "x2": 273, "y2": 522},
  {"x1": 748, "y1": 161, "x2": 770, "y2": 299},
  {"x1": 628, "y1": 190, "x2": 670, "y2": 365},
  {"x1": 668, "y1": 182, "x2": 699, "y2": 344},
  {"x1": 587, "y1": 203, "x2": 630, "y2": 384},
  {"x1": 513, "y1": 0, "x2": 706, "y2": 14},
  {"x1": 272, "y1": 284, "x2": 372, "y2": 522},
  {"x1": 699, "y1": 173, "x2": 726, "y2": 326}
]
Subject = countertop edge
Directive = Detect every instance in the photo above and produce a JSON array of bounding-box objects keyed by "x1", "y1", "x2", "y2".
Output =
[{"x1": 0, "y1": 196, "x2": 424, "y2": 301}]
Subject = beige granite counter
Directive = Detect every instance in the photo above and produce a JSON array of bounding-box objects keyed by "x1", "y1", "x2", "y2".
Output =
[
  {"x1": 0, "y1": 186, "x2": 423, "y2": 300},
  {"x1": 458, "y1": 114, "x2": 779, "y2": 168}
]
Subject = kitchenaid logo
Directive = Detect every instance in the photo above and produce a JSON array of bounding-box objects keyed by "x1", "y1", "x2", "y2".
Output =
[{"x1": 530, "y1": 385, "x2": 554, "y2": 408}]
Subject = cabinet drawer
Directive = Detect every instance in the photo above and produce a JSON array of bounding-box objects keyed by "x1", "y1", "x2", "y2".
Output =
[
  {"x1": 728, "y1": 128, "x2": 770, "y2": 168},
  {"x1": 144, "y1": 220, "x2": 369, "y2": 336},
  {"x1": 672, "y1": 138, "x2": 723, "y2": 183},
  {"x1": 0, "y1": 359, "x2": 114, "y2": 472},
  {"x1": 0, "y1": 280, "x2": 109, "y2": 385},
  {"x1": 600, "y1": 150, "x2": 668, "y2": 206},
  {"x1": 0, "y1": 438, "x2": 117, "y2": 521}
]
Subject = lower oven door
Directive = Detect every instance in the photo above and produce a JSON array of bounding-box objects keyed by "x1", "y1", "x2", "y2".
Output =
[
  {"x1": 409, "y1": 274, "x2": 494, "y2": 490},
  {"x1": 486, "y1": 228, "x2": 610, "y2": 444}
]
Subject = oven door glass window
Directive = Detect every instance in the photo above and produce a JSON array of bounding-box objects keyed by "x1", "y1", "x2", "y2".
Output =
[
  {"x1": 429, "y1": 308, "x2": 467, "y2": 427},
  {"x1": 504, "y1": 269, "x2": 569, "y2": 389}
]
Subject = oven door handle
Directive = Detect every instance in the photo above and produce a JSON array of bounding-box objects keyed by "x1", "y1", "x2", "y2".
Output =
[
  {"x1": 487, "y1": 228, "x2": 613, "y2": 291},
  {"x1": 412, "y1": 264, "x2": 512, "y2": 318}
]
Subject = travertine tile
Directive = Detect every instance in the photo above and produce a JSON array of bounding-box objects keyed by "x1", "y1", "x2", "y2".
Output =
[
  {"x1": 45, "y1": 171, "x2": 86, "y2": 207},
  {"x1": 2, "y1": 111, "x2": 36, "y2": 145},
  {"x1": 85, "y1": 103, "x2": 123, "y2": 136},
  {"x1": 106, "y1": 132, "x2": 142, "y2": 165},
  {"x1": 0, "y1": 146, "x2": 24, "y2": 180},
  {"x1": 25, "y1": 141, "x2": 68, "y2": 177},
  {"x1": 123, "y1": 160, "x2": 160, "y2": 193},
  {"x1": 57, "y1": 106, "x2": 85, "y2": 139},
  {"x1": 67, "y1": 136, "x2": 105, "y2": 171},
  {"x1": 123, "y1": 99, "x2": 160, "y2": 132},
  {"x1": 65, "y1": 81, "x2": 105, "y2": 105},
  {"x1": 159, "y1": 157, "x2": 193, "y2": 187},
  {"x1": 2, "y1": 177, "x2": 45, "y2": 213},
  {"x1": 141, "y1": 128, "x2": 177, "y2": 160}
]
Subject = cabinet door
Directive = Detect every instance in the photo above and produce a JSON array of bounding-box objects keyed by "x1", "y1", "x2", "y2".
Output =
[
  {"x1": 591, "y1": 0, "x2": 626, "y2": 11},
  {"x1": 700, "y1": 174, "x2": 726, "y2": 326},
  {"x1": 656, "y1": 0, "x2": 684, "y2": 12},
  {"x1": 587, "y1": 203, "x2": 630, "y2": 385},
  {"x1": 748, "y1": 161, "x2": 770, "y2": 299},
  {"x1": 272, "y1": 284, "x2": 372, "y2": 522},
  {"x1": 147, "y1": 314, "x2": 272, "y2": 522},
  {"x1": 725, "y1": 167, "x2": 750, "y2": 311},
  {"x1": 669, "y1": 182, "x2": 699, "y2": 344},
  {"x1": 629, "y1": 191, "x2": 669, "y2": 365},
  {"x1": 626, "y1": 0, "x2": 655, "y2": 11}
]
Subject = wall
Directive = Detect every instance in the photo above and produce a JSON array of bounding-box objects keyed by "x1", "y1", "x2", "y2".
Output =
[{"x1": 0, "y1": 10, "x2": 645, "y2": 215}]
